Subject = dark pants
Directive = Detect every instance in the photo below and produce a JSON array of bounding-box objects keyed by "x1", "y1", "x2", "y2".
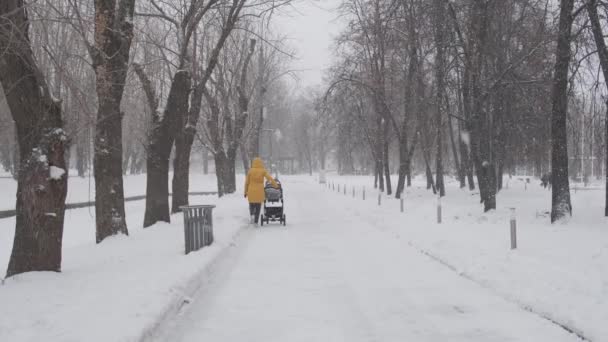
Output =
[{"x1": 249, "y1": 203, "x2": 262, "y2": 223}]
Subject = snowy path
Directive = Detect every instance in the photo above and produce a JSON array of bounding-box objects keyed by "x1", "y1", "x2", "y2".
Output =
[{"x1": 152, "y1": 179, "x2": 581, "y2": 342}]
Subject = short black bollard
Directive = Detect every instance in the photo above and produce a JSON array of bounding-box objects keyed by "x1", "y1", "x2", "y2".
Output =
[
  {"x1": 400, "y1": 197, "x2": 404, "y2": 213},
  {"x1": 352, "y1": 187, "x2": 355, "y2": 198},
  {"x1": 378, "y1": 192, "x2": 382, "y2": 206},
  {"x1": 180, "y1": 205, "x2": 216, "y2": 255},
  {"x1": 344, "y1": 184, "x2": 347, "y2": 195},
  {"x1": 510, "y1": 208, "x2": 517, "y2": 250}
]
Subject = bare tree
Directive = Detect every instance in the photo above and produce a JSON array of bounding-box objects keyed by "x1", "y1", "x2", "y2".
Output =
[
  {"x1": 586, "y1": 0, "x2": 608, "y2": 216},
  {"x1": 1, "y1": 0, "x2": 68, "y2": 277},
  {"x1": 90, "y1": 0, "x2": 136, "y2": 242},
  {"x1": 550, "y1": 0, "x2": 575, "y2": 222},
  {"x1": 432, "y1": 0, "x2": 447, "y2": 196},
  {"x1": 172, "y1": 0, "x2": 248, "y2": 205}
]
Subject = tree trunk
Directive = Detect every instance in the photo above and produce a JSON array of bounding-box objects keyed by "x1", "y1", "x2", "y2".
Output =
[
  {"x1": 433, "y1": 0, "x2": 446, "y2": 197},
  {"x1": 171, "y1": 129, "x2": 195, "y2": 213},
  {"x1": 76, "y1": 131, "x2": 88, "y2": 177},
  {"x1": 395, "y1": 136, "x2": 409, "y2": 198},
  {"x1": 376, "y1": 158, "x2": 384, "y2": 192},
  {"x1": 550, "y1": 0, "x2": 574, "y2": 222},
  {"x1": 240, "y1": 143, "x2": 250, "y2": 175},
  {"x1": 497, "y1": 159, "x2": 504, "y2": 191},
  {"x1": 92, "y1": 0, "x2": 135, "y2": 242},
  {"x1": 383, "y1": 122, "x2": 392, "y2": 195},
  {"x1": 425, "y1": 157, "x2": 437, "y2": 194},
  {"x1": 12, "y1": 129, "x2": 19, "y2": 180},
  {"x1": 375, "y1": 117, "x2": 385, "y2": 192},
  {"x1": 174, "y1": 13, "x2": 247, "y2": 204},
  {"x1": 214, "y1": 152, "x2": 227, "y2": 197},
  {"x1": 605, "y1": 104, "x2": 608, "y2": 216},
  {"x1": 144, "y1": 70, "x2": 191, "y2": 227},
  {"x1": 0, "y1": 0, "x2": 68, "y2": 277},
  {"x1": 170, "y1": 77, "x2": 200, "y2": 213},
  {"x1": 449, "y1": 107, "x2": 464, "y2": 188},
  {"x1": 224, "y1": 149, "x2": 238, "y2": 194},
  {"x1": 456, "y1": 71, "x2": 472, "y2": 190},
  {"x1": 586, "y1": 0, "x2": 608, "y2": 216},
  {"x1": 374, "y1": 168, "x2": 379, "y2": 188},
  {"x1": 469, "y1": 0, "x2": 495, "y2": 212},
  {"x1": 203, "y1": 147, "x2": 210, "y2": 174}
]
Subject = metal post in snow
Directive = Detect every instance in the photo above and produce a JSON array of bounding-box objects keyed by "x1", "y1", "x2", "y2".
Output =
[
  {"x1": 363, "y1": 187, "x2": 366, "y2": 200},
  {"x1": 344, "y1": 184, "x2": 346, "y2": 195},
  {"x1": 338, "y1": 184, "x2": 340, "y2": 193},
  {"x1": 353, "y1": 187, "x2": 355, "y2": 198},
  {"x1": 378, "y1": 192, "x2": 382, "y2": 206},
  {"x1": 400, "y1": 197, "x2": 404, "y2": 213},
  {"x1": 437, "y1": 196, "x2": 442, "y2": 224},
  {"x1": 510, "y1": 208, "x2": 517, "y2": 250}
]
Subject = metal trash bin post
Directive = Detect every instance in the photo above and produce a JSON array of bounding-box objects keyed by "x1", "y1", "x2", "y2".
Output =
[{"x1": 180, "y1": 205, "x2": 216, "y2": 254}]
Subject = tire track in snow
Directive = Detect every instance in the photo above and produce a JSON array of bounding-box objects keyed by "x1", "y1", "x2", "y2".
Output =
[{"x1": 144, "y1": 225, "x2": 257, "y2": 342}]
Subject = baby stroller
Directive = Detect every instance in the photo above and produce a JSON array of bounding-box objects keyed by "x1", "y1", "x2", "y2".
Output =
[{"x1": 261, "y1": 179, "x2": 286, "y2": 226}]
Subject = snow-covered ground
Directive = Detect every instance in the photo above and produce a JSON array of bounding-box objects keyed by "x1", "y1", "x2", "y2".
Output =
[
  {"x1": 324, "y1": 174, "x2": 608, "y2": 341},
  {"x1": 0, "y1": 174, "x2": 230, "y2": 342},
  {"x1": 0, "y1": 173, "x2": 606, "y2": 341},
  {"x1": 153, "y1": 177, "x2": 582, "y2": 342}
]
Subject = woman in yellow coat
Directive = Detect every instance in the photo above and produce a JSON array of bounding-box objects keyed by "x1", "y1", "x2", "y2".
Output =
[{"x1": 245, "y1": 158, "x2": 278, "y2": 224}]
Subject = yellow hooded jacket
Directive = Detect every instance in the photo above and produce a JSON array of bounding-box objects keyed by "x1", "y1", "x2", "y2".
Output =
[{"x1": 245, "y1": 158, "x2": 278, "y2": 203}]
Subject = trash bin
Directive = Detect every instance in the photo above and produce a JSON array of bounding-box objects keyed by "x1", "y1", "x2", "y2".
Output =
[{"x1": 180, "y1": 205, "x2": 216, "y2": 254}]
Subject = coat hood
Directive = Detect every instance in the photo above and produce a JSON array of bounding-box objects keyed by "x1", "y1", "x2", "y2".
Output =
[{"x1": 251, "y1": 157, "x2": 265, "y2": 169}]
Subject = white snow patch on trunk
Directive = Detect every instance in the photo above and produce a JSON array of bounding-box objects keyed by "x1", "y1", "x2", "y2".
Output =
[{"x1": 49, "y1": 166, "x2": 66, "y2": 180}]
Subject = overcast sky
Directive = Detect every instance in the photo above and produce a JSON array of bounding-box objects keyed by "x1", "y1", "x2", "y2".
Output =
[{"x1": 273, "y1": 0, "x2": 345, "y2": 89}]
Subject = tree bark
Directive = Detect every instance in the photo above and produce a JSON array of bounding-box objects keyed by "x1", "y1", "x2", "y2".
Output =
[
  {"x1": 433, "y1": 0, "x2": 446, "y2": 197},
  {"x1": 240, "y1": 143, "x2": 250, "y2": 175},
  {"x1": 203, "y1": 147, "x2": 210, "y2": 174},
  {"x1": 172, "y1": 7, "x2": 247, "y2": 208},
  {"x1": 92, "y1": 0, "x2": 135, "y2": 242},
  {"x1": 448, "y1": 109, "x2": 464, "y2": 188},
  {"x1": 1, "y1": 0, "x2": 68, "y2": 277},
  {"x1": 469, "y1": 0, "x2": 495, "y2": 211},
  {"x1": 214, "y1": 152, "x2": 227, "y2": 197},
  {"x1": 395, "y1": 136, "x2": 409, "y2": 198},
  {"x1": 383, "y1": 121, "x2": 392, "y2": 195},
  {"x1": 12, "y1": 129, "x2": 20, "y2": 180},
  {"x1": 171, "y1": 126, "x2": 195, "y2": 213},
  {"x1": 375, "y1": 118, "x2": 385, "y2": 192},
  {"x1": 171, "y1": 79, "x2": 200, "y2": 213},
  {"x1": 144, "y1": 70, "x2": 191, "y2": 226},
  {"x1": 586, "y1": 0, "x2": 608, "y2": 216},
  {"x1": 76, "y1": 130, "x2": 88, "y2": 177},
  {"x1": 550, "y1": 0, "x2": 574, "y2": 222}
]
